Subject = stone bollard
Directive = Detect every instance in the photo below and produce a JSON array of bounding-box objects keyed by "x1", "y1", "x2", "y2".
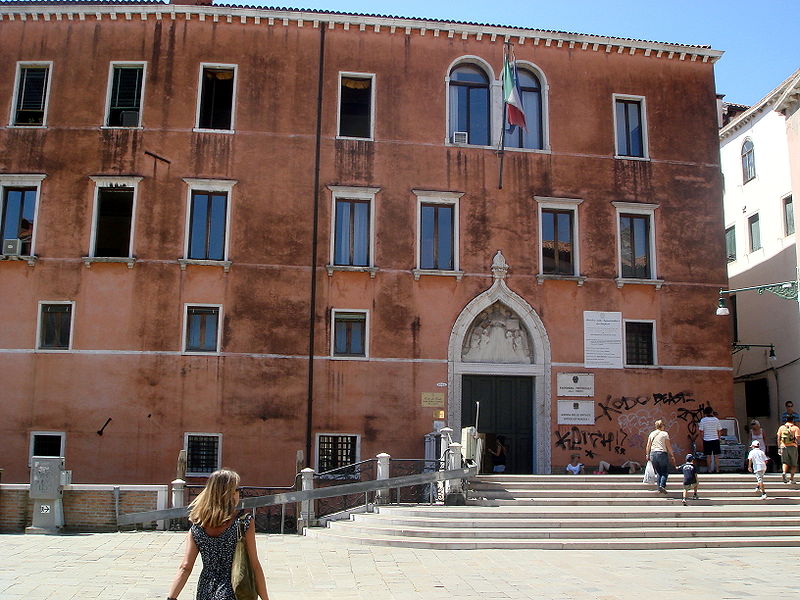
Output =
[
  {"x1": 445, "y1": 442, "x2": 466, "y2": 505},
  {"x1": 439, "y1": 427, "x2": 454, "y2": 453},
  {"x1": 171, "y1": 479, "x2": 185, "y2": 509},
  {"x1": 298, "y1": 467, "x2": 315, "y2": 531},
  {"x1": 375, "y1": 452, "x2": 390, "y2": 505}
]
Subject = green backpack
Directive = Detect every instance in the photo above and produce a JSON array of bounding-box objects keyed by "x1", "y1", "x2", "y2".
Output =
[{"x1": 781, "y1": 426, "x2": 796, "y2": 446}]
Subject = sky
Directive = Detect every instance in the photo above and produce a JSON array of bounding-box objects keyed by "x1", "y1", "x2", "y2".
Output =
[{"x1": 235, "y1": 0, "x2": 799, "y2": 106}]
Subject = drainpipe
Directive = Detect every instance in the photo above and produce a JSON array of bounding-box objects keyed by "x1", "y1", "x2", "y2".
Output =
[{"x1": 305, "y1": 25, "x2": 326, "y2": 466}]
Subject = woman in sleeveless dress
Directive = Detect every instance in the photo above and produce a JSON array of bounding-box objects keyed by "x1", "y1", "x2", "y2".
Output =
[{"x1": 167, "y1": 469, "x2": 270, "y2": 600}]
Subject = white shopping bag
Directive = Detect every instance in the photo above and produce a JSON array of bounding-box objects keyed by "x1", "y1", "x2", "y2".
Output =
[{"x1": 642, "y1": 460, "x2": 657, "y2": 484}]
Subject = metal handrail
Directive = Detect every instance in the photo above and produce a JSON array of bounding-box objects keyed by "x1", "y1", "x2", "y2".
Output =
[
  {"x1": 117, "y1": 467, "x2": 475, "y2": 526},
  {"x1": 314, "y1": 457, "x2": 377, "y2": 479}
]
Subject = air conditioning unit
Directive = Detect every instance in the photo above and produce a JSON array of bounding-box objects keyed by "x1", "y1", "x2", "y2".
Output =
[
  {"x1": 451, "y1": 131, "x2": 468, "y2": 144},
  {"x1": 3, "y1": 238, "x2": 21, "y2": 256},
  {"x1": 120, "y1": 110, "x2": 140, "y2": 127}
]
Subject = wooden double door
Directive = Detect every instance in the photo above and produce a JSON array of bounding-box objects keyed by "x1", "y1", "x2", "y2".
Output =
[{"x1": 461, "y1": 375, "x2": 534, "y2": 474}]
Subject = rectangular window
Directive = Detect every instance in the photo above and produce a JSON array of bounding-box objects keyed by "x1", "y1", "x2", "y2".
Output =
[
  {"x1": 31, "y1": 432, "x2": 65, "y2": 457},
  {"x1": 784, "y1": 195, "x2": 795, "y2": 236},
  {"x1": 745, "y1": 379, "x2": 770, "y2": 417},
  {"x1": 188, "y1": 191, "x2": 227, "y2": 260},
  {"x1": 38, "y1": 302, "x2": 73, "y2": 350},
  {"x1": 186, "y1": 433, "x2": 221, "y2": 476},
  {"x1": 334, "y1": 199, "x2": 370, "y2": 266},
  {"x1": 725, "y1": 226, "x2": 736, "y2": 262},
  {"x1": 420, "y1": 203, "x2": 454, "y2": 270},
  {"x1": 748, "y1": 213, "x2": 761, "y2": 252},
  {"x1": 333, "y1": 310, "x2": 367, "y2": 357},
  {"x1": 620, "y1": 213, "x2": 651, "y2": 278},
  {"x1": 338, "y1": 74, "x2": 373, "y2": 139},
  {"x1": 93, "y1": 187, "x2": 134, "y2": 257},
  {"x1": 729, "y1": 294, "x2": 738, "y2": 344},
  {"x1": 541, "y1": 209, "x2": 574, "y2": 275},
  {"x1": 615, "y1": 97, "x2": 645, "y2": 158},
  {"x1": 1, "y1": 187, "x2": 37, "y2": 256},
  {"x1": 317, "y1": 434, "x2": 359, "y2": 476},
  {"x1": 625, "y1": 321, "x2": 654, "y2": 366},
  {"x1": 106, "y1": 64, "x2": 144, "y2": 127},
  {"x1": 13, "y1": 64, "x2": 50, "y2": 126},
  {"x1": 197, "y1": 66, "x2": 235, "y2": 131},
  {"x1": 185, "y1": 305, "x2": 221, "y2": 353}
]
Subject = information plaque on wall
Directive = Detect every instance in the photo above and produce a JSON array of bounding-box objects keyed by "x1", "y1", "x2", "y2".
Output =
[
  {"x1": 557, "y1": 400, "x2": 596, "y2": 425},
  {"x1": 557, "y1": 372, "x2": 594, "y2": 397},
  {"x1": 583, "y1": 311, "x2": 623, "y2": 368},
  {"x1": 421, "y1": 392, "x2": 445, "y2": 407}
]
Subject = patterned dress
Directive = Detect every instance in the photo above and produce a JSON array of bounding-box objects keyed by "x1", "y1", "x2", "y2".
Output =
[{"x1": 190, "y1": 512, "x2": 253, "y2": 600}]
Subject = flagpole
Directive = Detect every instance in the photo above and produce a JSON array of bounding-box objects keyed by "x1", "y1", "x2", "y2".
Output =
[{"x1": 498, "y1": 42, "x2": 510, "y2": 190}]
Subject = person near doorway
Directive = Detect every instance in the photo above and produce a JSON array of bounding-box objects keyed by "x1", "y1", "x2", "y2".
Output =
[
  {"x1": 698, "y1": 406, "x2": 722, "y2": 473},
  {"x1": 487, "y1": 435, "x2": 508, "y2": 473},
  {"x1": 645, "y1": 420, "x2": 675, "y2": 494},
  {"x1": 777, "y1": 415, "x2": 800, "y2": 484},
  {"x1": 565, "y1": 454, "x2": 584, "y2": 475}
]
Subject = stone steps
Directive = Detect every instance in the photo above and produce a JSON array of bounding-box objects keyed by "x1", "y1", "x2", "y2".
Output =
[{"x1": 304, "y1": 474, "x2": 800, "y2": 549}]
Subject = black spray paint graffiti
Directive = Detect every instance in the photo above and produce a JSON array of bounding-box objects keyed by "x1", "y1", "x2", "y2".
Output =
[
  {"x1": 596, "y1": 391, "x2": 697, "y2": 422},
  {"x1": 676, "y1": 402, "x2": 709, "y2": 447},
  {"x1": 554, "y1": 426, "x2": 629, "y2": 456},
  {"x1": 653, "y1": 392, "x2": 696, "y2": 405}
]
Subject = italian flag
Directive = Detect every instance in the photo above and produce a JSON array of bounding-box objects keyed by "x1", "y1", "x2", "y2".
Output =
[{"x1": 502, "y1": 57, "x2": 526, "y2": 130}]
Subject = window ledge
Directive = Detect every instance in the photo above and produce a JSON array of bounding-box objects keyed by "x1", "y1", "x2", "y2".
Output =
[
  {"x1": 182, "y1": 351, "x2": 222, "y2": 356},
  {"x1": 82, "y1": 256, "x2": 136, "y2": 269},
  {"x1": 178, "y1": 259, "x2": 232, "y2": 272},
  {"x1": 325, "y1": 264, "x2": 379, "y2": 278},
  {"x1": 624, "y1": 363, "x2": 659, "y2": 369},
  {"x1": 536, "y1": 274, "x2": 587, "y2": 286},
  {"x1": 501, "y1": 146, "x2": 552, "y2": 155},
  {"x1": 330, "y1": 355, "x2": 369, "y2": 361},
  {"x1": 336, "y1": 135, "x2": 374, "y2": 142},
  {"x1": 8, "y1": 125, "x2": 47, "y2": 129},
  {"x1": 100, "y1": 126, "x2": 143, "y2": 131},
  {"x1": 192, "y1": 128, "x2": 235, "y2": 135},
  {"x1": 0, "y1": 254, "x2": 38, "y2": 266},
  {"x1": 615, "y1": 277, "x2": 664, "y2": 289},
  {"x1": 614, "y1": 155, "x2": 650, "y2": 162},
  {"x1": 412, "y1": 269, "x2": 464, "y2": 281}
]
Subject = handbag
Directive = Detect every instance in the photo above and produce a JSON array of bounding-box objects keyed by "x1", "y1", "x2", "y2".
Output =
[
  {"x1": 231, "y1": 515, "x2": 257, "y2": 600},
  {"x1": 642, "y1": 460, "x2": 657, "y2": 485}
]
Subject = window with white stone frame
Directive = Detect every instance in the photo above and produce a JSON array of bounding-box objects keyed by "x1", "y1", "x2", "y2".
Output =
[
  {"x1": 316, "y1": 433, "x2": 360, "y2": 478},
  {"x1": 185, "y1": 433, "x2": 222, "y2": 476}
]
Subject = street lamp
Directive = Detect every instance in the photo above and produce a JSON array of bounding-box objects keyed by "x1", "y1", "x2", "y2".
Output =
[
  {"x1": 716, "y1": 280, "x2": 799, "y2": 316},
  {"x1": 731, "y1": 343, "x2": 776, "y2": 360}
]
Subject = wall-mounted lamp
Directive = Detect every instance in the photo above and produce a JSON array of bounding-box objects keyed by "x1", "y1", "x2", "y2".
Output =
[
  {"x1": 732, "y1": 343, "x2": 776, "y2": 361},
  {"x1": 716, "y1": 280, "x2": 798, "y2": 316},
  {"x1": 716, "y1": 298, "x2": 730, "y2": 316}
]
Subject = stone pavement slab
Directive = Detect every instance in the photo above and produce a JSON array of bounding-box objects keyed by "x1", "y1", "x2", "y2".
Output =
[{"x1": 0, "y1": 531, "x2": 795, "y2": 599}]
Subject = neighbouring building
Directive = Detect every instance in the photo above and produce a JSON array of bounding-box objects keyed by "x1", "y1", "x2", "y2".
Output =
[
  {"x1": 719, "y1": 69, "x2": 800, "y2": 454},
  {"x1": 0, "y1": 0, "x2": 732, "y2": 486}
]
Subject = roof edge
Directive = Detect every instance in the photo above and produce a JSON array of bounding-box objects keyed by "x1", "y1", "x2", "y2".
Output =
[{"x1": 720, "y1": 68, "x2": 800, "y2": 139}]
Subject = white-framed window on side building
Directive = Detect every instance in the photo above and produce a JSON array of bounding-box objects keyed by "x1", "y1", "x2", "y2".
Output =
[
  {"x1": 104, "y1": 62, "x2": 146, "y2": 128},
  {"x1": 613, "y1": 94, "x2": 648, "y2": 159},
  {"x1": 328, "y1": 186, "x2": 378, "y2": 275},
  {"x1": 613, "y1": 202, "x2": 660, "y2": 287},
  {"x1": 413, "y1": 190, "x2": 463, "y2": 279},
  {"x1": 316, "y1": 433, "x2": 360, "y2": 478},
  {"x1": 741, "y1": 139, "x2": 756, "y2": 184},
  {"x1": 1, "y1": 174, "x2": 45, "y2": 258},
  {"x1": 10, "y1": 62, "x2": 52, "y2": 127},
  {"x1": 725, "y1": 226, "x2": 736, "y2": 263},
  {"x1": 88, "y1": 176, "x2": 141, "y2": 260},
  {"x1": 36, "y1": 301, "x2": 75, "y2": 351},
  {"x1": 182, "y1": 179, "x2": 235, "y2": 268},
  {"x1": 185, "y1": 433, "x2": 222, "y2": 477},
  {"x1": 183, "y1": 304, "x2": 222, "y2": 354},
  {"x1": 28, "y1": 431, "x2": 66, "y2": 466},
  {"x1": 195, "y1": 64, "x2": 237, "y2": 132},
  {"x1": 784, "y1": 195, "x2": 794, "y2": 236},
  {"x1": 624, "y1": 320, "x2": 656, "y2": 366},
  {"x1": 748, "y1": 213, "x2": 761, "y2": 252},
  {"x1": 331, "y1": 309, "x2": 368, "y2": 358},
  {"x1": 338, "y1": 73, "x2": 375, "y2": 140},
  {"x1": 535, "y1": 196, "x2": 582, "y2": 282}
]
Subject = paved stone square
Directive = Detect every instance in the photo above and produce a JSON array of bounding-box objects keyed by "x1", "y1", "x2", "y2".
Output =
[{"x1": 0, "y1": 531, "x2": 794, "y2": 599}]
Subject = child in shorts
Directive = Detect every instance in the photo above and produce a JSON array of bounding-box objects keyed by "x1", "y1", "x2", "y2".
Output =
[
  {"x1": 677, "y1": 454, "x2": 698, "y2": 505},
  {"x1": 747, "y1": 440, "x2": 769, "y2": 499}
]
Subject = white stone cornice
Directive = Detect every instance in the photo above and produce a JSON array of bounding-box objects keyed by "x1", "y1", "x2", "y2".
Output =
[
  {"x1": 720, "y1": 68, "x2": 800, "y2": 140},
  {"x1": 0, "y1": 4, "x2": 723, "y2": 62}
]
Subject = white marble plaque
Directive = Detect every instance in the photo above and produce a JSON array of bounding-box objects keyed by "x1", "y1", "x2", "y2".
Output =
[
  {"x1": 557, "y1": 372, "x2": 595, "y2": 397},
  {"x1": 583, "y1": 311, "x2": 623, "y2": 369},
  {"x1": 557, "y1": 400, "x2": 596, "y2": 425}
]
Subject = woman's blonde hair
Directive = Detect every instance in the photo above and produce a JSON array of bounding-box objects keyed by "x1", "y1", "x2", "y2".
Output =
[
  {"x1": 654, "y1": 419, "x2": 665, "y2": 430},
  {"x1": 187, "y1": 469, "x2": 240, "y2": 528}
]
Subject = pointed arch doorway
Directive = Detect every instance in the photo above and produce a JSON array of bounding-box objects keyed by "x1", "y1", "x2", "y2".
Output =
[{"x1": 447, "y1": 252, "x2": 552, "y2": 474}]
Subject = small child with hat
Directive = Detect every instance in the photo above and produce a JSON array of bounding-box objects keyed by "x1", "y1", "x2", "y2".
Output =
[
  {"x1": 677, "y1": 454, "x2": 698, "y2": 506},
  {"x1": 747, "y1": 440, "x2": 769, "y2": 500}
]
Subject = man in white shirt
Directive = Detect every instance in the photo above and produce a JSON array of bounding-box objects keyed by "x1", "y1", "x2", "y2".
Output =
[
  {"x1": 698, "y1": 406, "x2": 721, "y2": 473},
  {"x1": 747, "y1": 440, "x2": 769, "y2": 499}
]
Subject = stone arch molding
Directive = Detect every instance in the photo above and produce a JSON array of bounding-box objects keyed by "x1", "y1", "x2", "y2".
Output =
[{"x1": 447, "y1": 250, "x2": 552, "y2": 473}]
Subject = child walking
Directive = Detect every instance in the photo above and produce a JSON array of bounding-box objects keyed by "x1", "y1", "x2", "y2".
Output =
[
  {"x1": 747, "y1": 440, "x2": 769, "y2": 499},
  {"x1": 678, "y1": 454, "x2": 698, "y2": 506}
]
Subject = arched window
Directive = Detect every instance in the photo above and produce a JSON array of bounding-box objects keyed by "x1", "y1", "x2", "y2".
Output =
[
  {"x1": 741, "y1": 139, "x2": 755, "y2": 183},
  {"x1": 448, "y1": 65, "x2": 490, "y2": 146},
  {"x1": 505, "y1": 68, "x2": 543, "y2": 150}
]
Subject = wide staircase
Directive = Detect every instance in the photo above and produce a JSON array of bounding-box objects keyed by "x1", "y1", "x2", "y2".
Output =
[{"x1": 304, "y1": 473, "x2": 800, "y2": 549}]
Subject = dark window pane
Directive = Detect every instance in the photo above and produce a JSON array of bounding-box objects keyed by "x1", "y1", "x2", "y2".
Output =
[
  {"x1": 785, "y1": 196, "x2": 794, "y2": 236},
  {"x1": 2, "y1": 188, "x2": 37, "y2": 255},
  {"x1": 742, "y1": 140, "x2": 755, "y2": 183},
  {"x1": 198, "y1": 68, "x2": 234, "y2": 130},
  {"x1": 334, "y1": 200, "x2": 370, "y2": 266},
  {"x1": 420, "y1": 203, "x2": 454, "y2": 270},
  {"x1": 541, "y1": 209, "x2": 574, "y2": 275},
  {"x1": 625, "y1": 321, "x2": 654, "y2": 365},
  {"x1": 620, "y1": 214, "x2": 650, "y2": 278},
  {"x1": 725, "y1": 227, "x2": 736, "y2": 262},
  {"x1": 420, "y1": 205, "x2": 436, "y2": 269},
  {"x1": 318, "y1": 434, "x2": 357, "y2": 474},
  {"x1": 33, "y1": 434, "x2": 62, "y2": 457},
  {"x1": 187, "y1": 435, "x2": 219, "y2": 474},
  {"x1": 616, "y1": 100, "x2": 644, "y2": 157},
  {"x1": 352, "y1": 201, "x2": 369, "y2": 265},
  {"x1": 188, "y1": 192, "x2": 227, "y2": 260},
  {"x1": 436, "y1": 205, "x2": 454, "y2": 271},
  {"x1": 449, "y1": 65, "x2": 490, "y2": 145},
  {"x1": 333, "y1": 312, "x2": 366, "y2": 356},
  {"x1": 108, "y1": 66, "x2": 143, "y2": 127},
  {"x1": 339, "y1": 77, "x2": 372, "y2": 138},
  {"x1": 745, "y1": 379, "x2": 770, "y2": 417},
  {"x1": 468, "y1": 86, "x2": 489, "y2": 146},
  {"x1": 186, "y1": 306, "x2": 220, "y2": 352},
  {"x1": 749, "y1": 214, "x2": 761, "y2": 251},
  {"x1": 15, "y1": 67, "x2": 48, "y2": 125},
  {"x1": 94, "y1": 187, "x2": 133, "y2": 257},
  {"x1": 40, "y1": 304, "x2": 71, "y2": 350}
]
